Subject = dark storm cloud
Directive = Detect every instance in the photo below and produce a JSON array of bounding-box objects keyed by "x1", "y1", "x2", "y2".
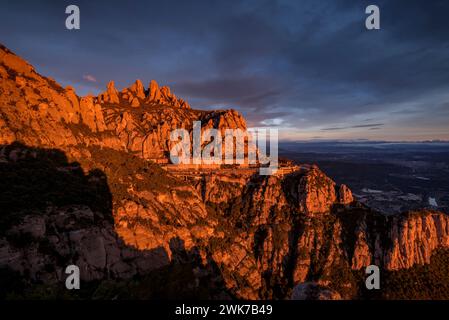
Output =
[
  {"x1": 321, "y1": 127, "x2": 346, "y2": 131},
  {"x1": 321, "y1": 123, "x2": 384, "y2": 131},
  {"x1": 0, "y1": 0, "x2": 448, "y2": 139},
  {"x1": 174, "y1": 77, "x2": 281, "y2": 105},
  {"x1": 351, "y1": 123, "x2": 384, "y2": 129}
]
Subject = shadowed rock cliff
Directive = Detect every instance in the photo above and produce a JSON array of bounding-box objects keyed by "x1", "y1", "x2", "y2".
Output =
[{"x1": 1, "y1": 43, "x2": 449, "y2": 300}]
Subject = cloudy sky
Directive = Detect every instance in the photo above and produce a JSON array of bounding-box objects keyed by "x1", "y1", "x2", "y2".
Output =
[{"x1": 1, "y1": 0, "x2": 449, "y2": 141}]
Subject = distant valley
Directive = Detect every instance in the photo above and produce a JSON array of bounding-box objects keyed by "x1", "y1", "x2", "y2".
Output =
[{"x1": 280, "y1": 141, "x2": 449, "y2": 214}]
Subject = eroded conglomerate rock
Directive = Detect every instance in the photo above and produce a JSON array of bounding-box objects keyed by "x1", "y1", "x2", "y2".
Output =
[
  {"x1": 338, "y1": 184, "x2": 353, "y2": 204},
  {"x1": 130, "y1": 79, "x2": 146, "y2": 100},
  {"x1": 386, "y1": 212, "x2": 449, "y2": 269},
  {"x1": 298, "y1": 167, "x2": 337, "y2": 216},
  {"x1": 186, "y1": 168, "x2": 353, "y2": 299},
  {"x1": 79, "y1": 96, "x2": 107, "y2": 132},
  {"x1": 100, "y1": 81, "x2": 120, "y2": 104},
  {"x1": 349, "y1": 211, "x2": 449, "y2": 271},
  {"x1": 187, "y1": 166, "x2": 449, "y2": 299},
  {"x1": 0, "y1": 44, "x2": 248, "y2": 163},
  {"x1": 0, "y1": 206, "x2": 171, "y2": 282},
  {"x1": 0, "y1": 45, "x2": 118, "y2": 149},
  {"x1": 0, "y1": 144, "x2": 217, "y2": 288},
  {"x1": 1, "y1": 43, "x2": 449, "y2": 300}
]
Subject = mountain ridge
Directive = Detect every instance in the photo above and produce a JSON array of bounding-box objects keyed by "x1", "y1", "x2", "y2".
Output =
[{"x1": 1, "y1": 44, "x2": 449, "y2": 300}]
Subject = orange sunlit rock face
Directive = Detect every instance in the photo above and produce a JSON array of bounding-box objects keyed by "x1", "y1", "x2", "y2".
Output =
[{"x1": 1, "y1": 43, "x2": 449, "y2": 300}]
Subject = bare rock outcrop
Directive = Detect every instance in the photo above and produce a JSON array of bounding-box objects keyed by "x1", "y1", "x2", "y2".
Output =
[
  {"x1": 384, "y1": 212, "x2": 449, "y2": 270},
  {"x1": 338, "y1": 184, "x2": 353, "y2": 204},
  {"x1": 0, "y1": 45, "x2": 84, "y2": 147},
  {"x1": 0, "y1": 207, "x2": 170, "y2": 282},
  {"x1": 0, "y1": 45, "x2": 244, "y2": 163},
  {"x1": 2, "y1": 43, "x2": 449, "y2": 300},
  {"x1": 100, "y1": 81, "x2": 120, "y2": 104},
  {"x1": 79, "y1": 96, "x2": 106, "y2": 132},
  {"x1": 148, "y1": 79, "x2": 161, "y2": 101},
  {"x1": 130, "y1": 97, "x2": 140, "y2": 107},
  {"x1": 349, "y1": 210, "x2": 449, "y2": 271},
  {"x1": 298, "y1": 167, "x2": 337, "y2": 216},
  {"x1": 96, "y1": 78, "x2": 191, "y2": 109},
  {"x1": 130, "y1": 79, "x2": 146, "y2": 100}
]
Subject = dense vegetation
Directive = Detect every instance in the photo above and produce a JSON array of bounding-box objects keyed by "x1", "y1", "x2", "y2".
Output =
[{"x1": 360, "y1": 249, "x2": 449, "y2": 300}]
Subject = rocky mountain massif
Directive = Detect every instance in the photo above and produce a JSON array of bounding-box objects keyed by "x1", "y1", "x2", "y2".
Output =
[{"x1": 1, "y1": 44, "x2": 449, "y2": 300}]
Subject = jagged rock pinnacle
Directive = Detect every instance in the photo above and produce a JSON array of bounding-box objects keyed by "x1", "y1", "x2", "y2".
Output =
[
  {"x1": 104, "y1": 80, "x2": 120, "y2": 104},
  {"x1": 148, "y1": 79, "x2": 161, "y2": 102},
  {"x1": 130, "y1": 79, "x2": 146, "y2": 100}
]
